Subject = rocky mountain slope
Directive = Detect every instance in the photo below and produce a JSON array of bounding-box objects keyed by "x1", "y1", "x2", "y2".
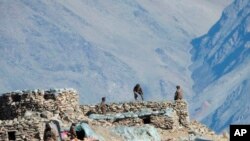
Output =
[
  {"x1": 190, "y1": 0, "x2": 250, "y2": 133},
  {"x1": 0, "y1": 0, "x2": 231, "y2": 104}
]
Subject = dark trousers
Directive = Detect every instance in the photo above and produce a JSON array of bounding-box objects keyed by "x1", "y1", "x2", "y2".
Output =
[{"x1": 134, "y1": 92, "x2": 143, "y2": 101}]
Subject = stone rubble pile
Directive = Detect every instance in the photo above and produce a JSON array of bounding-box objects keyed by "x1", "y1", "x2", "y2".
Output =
[
  {"x1": 173, "y1": 100, "x2": 190, "y2": 127},
  {"x1": 190, "y1": 120, "x2": 214, "y2": 135}
]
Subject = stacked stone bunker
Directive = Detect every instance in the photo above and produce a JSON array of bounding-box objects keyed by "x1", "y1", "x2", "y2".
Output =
[{"x1": 0, "y1": 89, "x2": 189, "y2": 141}]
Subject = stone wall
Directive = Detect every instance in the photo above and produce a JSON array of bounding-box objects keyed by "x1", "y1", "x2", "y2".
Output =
[
  {"x1": 81, "y1": 100, "x2": 190, "y2": 129},
  {"x1": 81, "y1": 101, "x2": 172, "y2": 114},
  {"x1": 0, "y1": 117, "x2": 43, "y2": 141},
  {"x1": 0, "y1": 88, "x2": 190, "y2": 140},
  {"x1": 0, "y1": 88, "x2": 84, "y2": 141},
  {"x1": 0, "y1": 88, "x2": 80, "y2": 120}
]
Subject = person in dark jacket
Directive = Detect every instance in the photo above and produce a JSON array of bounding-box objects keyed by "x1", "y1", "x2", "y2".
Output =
[
  {"x1": 133, "y1": 84, "x2": 144, "y2": 101},
  {"x1": 100, "y1": 97, "x2": 107, "y2": 114},
  {"x1": 174, "y1": 85, "x2": 183, "y2": 100},
  {"x1": 69, "y1": 123, "x2": 78, "y2": 140}
]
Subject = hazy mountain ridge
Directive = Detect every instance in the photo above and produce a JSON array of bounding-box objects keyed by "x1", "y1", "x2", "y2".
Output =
[
  {"x1": 0, "y1": 0, "x2": 230, "y2": 103},
  {"x1": 204, "y1": 78, "x2": 250, "y2": 132},
  {"x1": 190, "y1": 0, "x2": 250, "y2": 132},
  {"x1": 191, "y1": 0, "x2": 250, "y2": 92}
]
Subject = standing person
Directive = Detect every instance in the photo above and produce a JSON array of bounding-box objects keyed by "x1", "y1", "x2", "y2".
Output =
[
  {"x1": 100, "y1": 97, "x2": 106, "y2": 114},
  {"x1": 133, "y1": 83, "x2": 144, "y2": 101},
  {"x1": 174, "y1": 85, "x2": 183, "y2": 100}
]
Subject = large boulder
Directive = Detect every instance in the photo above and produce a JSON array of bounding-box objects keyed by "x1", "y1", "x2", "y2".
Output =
[{"x1": 112, "y1": 125, "x2": 161, "y2": 141}]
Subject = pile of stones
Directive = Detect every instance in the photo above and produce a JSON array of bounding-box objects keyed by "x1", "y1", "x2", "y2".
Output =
[{"x1": 173, "y1": 100, "x2": 190, "y2": 127}]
